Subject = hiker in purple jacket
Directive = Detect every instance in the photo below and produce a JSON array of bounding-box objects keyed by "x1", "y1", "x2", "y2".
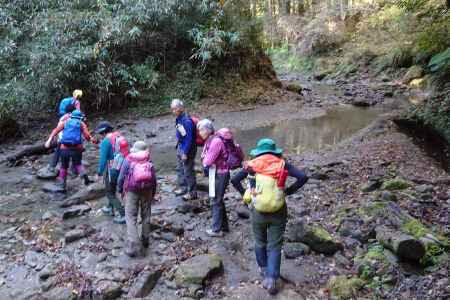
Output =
[{"x1": 198, "y1": 119, "x2": 233, "y2": 237}]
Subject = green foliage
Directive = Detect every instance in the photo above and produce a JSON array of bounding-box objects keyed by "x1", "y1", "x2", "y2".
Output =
[
  {"x1": 0, "y1": 0, "x2": 264, "y2": 125},
  {"x1": 268, "y1": 45, "x2": 316, "y2": 74}
]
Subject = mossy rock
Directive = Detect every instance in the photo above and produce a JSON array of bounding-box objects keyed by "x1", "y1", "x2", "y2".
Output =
[
  {"x1": 327, "y1": 275, "x2": 364, "y2": 300},
  {"x1": 285, "y1": 83, "x2": 303, "y2": 94},
  {"x1": 381, "y1": 179, "x2": 410, "y2": 191},
  {"x1": 354, "y1": 244, "x2": 397, "y2": 281},
  {"x1": 175, "y1": 254, "x2": 223, "y2": 286},
  {"x1": 403, "y1": 65, "x2": 423, "y2": 83},
  {"x1": 286, "y1": 221, "x2": 343, "y2": 255}
]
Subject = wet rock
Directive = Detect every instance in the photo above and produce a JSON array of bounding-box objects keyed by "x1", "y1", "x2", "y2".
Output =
[
  {"x1": 37, "y1": 166, "x2": 58, "y2": 180},
  {"x1": 380, "y1": 191, "x2": 397, "y2": 202},
  {"x1": 42, "y1": 287, "x2": 75, "y2": 300},
  {"x1": 284, "y1": 242, "x2": 310, "y2": 259},
  {"x1": 41, "y1": 277, "x2": 58, "y2": 292},
  {"x1": 65, "y1": 224, "x2": 95, "y2": 243},
  {"x1": 286, "y1": 220, "x2": 343, "y2": 255},
  {"x1": 24, "y1": 251, "x2": 47, "y2": 270},
  {"x1": 327, "y1": 275, "x2": 364, "y2": 300},
  {"x1": 334, "y1": 252, "x2": 351, "y2": 267},
  {"x1": 129, "y1": 269, "x2": 162, "y2": 298},
  {"x1": 361, "y1": 180, "x2": 382, "y2": 193},
  {"x1": 62, "y1": 204, "x2": 91, "y2": 219},
  {"x1": 176, "y1": 202, "x2": 201, "y2": 214},
  {"x1": 42, "y1": 182, "x2": 65, "y2": 194},
  {"x1": 382, "y1": 178, "x2": 410, "y2": 191},
  {"x1": 39, "y1": 264, "x2": 56, "y2": 281},
  {"x1": 161, "y1": 232, "x2": 177, "y2": 242},
  {"x1": 175, "y1": 254, "x2": 223, "y2": 286},
  {"x1": 41, "y1": 211, "x2": 56, "y2": 221},
  {"x1": 236, "y1": 206, "x2": 250, "y2": 219},
  {"x1": 61, "y1": 182, "x2": 105, "y2": 207},
  {"x1": 351, "y1": 97, "x2": 375, "y2": 107},
  {"x1": 93, "y1": 280, "x2": 122, "y2": 300},
  {"x1": 415, "y1": 184, "x2": 433, "y2": 194}
]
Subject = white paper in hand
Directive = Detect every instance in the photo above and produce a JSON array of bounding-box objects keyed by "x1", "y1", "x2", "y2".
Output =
[{"x1": 209, "y1": 165, "x2": 216, "y2": 198}]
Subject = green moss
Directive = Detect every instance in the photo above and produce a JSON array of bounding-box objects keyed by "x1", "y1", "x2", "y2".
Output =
[
  {"x1": 402, "y1": 219, "x2": 429, "y2": 238},
  {"x1": 381, "y1": 179, "x2": 410, "y2": 191},
  {"x1": 312, "y1": 226, "x2": 333, "y2": 241},
  {"x1": 365, "y1": 245, "x2": 387, "y2": 261},
  {"x1": 327, "y1": 276, "x2": 365, "y2": 300},
  {"x1": 358, "y1": 201, "x2": 389, "y2": 219}
]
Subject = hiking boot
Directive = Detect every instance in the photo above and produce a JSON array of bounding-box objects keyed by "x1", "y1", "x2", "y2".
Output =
[
  {"x1": 262, "y1": 277, "x2": 278, "y2": 295},
  {"x1": 82, "y1": 174, "x2": 93, "y2": 186},
  {"x1": 113, "y1": 215, "x2": 126, "y2": 224},
  {"x1": 174, "y1": 189, "x2": 188, "y2": 196},
  {"x1": 101, "y1": 206, "x2": 114, "y2": 217},
  {"x1": 182, "y1": 192, "x2": 197, "y2": 201},
  {"x1": 206, "y1": 229, "x2": 224, "y2": 237}
]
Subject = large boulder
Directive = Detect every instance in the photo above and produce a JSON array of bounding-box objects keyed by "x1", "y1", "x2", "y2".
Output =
[
  {"x1": 93, "y1": 280, "x2": 122, "y2": 300},
  {"x1": 37, "y1": 166, "x2": 58, "y2": 179},
  {"x1": 62, "y1": 204, "x2": 91, "y2": 220},
  {"x1": 286, "y1": 221, "x2": 343, "y2": 255},
  {"x1": 175, "y1": 254, "x2": 223, "y2": 286}
]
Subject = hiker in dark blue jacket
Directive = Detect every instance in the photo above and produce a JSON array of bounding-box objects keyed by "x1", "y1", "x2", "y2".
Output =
[{"x1": 171, "y1": 99, "x2": 197, "y2": 200}]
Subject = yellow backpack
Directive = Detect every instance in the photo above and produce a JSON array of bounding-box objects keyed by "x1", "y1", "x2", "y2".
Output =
[{"x1": 243, "y1": 173, "x2": 285, "y2": 213}]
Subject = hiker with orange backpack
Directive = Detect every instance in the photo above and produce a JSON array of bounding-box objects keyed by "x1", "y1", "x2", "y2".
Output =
[
  {"x1": 44, "y1": 110, "x2": 96, "y2": 191},
  {"x1": 117, "y1": 141, "x2": 156, "y2": 257},
  {"x1": 231, "y1": 138, "x2": 308, "y2": 295},
  {"x1": 171, "y1": 99, "x2": 198, "y2": 201},
  {"x1": 95, "y1": 121, "x2": 128, "y2": 224},
  {"x1": 197, "y1": 119, "x2": 244, "y2": 237}
]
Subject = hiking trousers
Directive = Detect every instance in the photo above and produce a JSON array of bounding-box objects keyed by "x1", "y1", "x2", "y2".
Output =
[
  {"x1": 125, "y1": 188, "x2": 154, "y2": 249},
  {"x1": 210, "y1": 172, "x2": 230, "y2": 232},
  {"x1": 251, "y1": 205, "x2": 287, "y2": 280},
  {"x1": 176, "y1": 146, "x2": 197, "y2": 194},
  {"x1": 104, "y1": 170, "x2": 125, "y2": 217}
]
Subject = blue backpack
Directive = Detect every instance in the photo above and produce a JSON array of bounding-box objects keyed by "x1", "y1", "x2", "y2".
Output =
[
  {"x1": 61, "y1": 117, "x2": 82, "y2": 146},
  {"x1": 58, "y1": 97, "x2": 75, "y2": 117}
]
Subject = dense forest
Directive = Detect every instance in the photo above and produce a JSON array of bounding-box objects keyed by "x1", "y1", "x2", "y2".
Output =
[{"x1": 0, "y1": 0, "x2": 449, "y2": 140}]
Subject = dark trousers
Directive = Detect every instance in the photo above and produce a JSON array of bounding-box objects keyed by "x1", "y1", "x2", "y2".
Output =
[
  {"x1": 251, "y1": 205, "x2": 287, "y2": 280},
  {"x1": 50, "y1": 143, "x2": 61, "y2": 168},
  {"x1": 210, "y1": 172, "x2": 230, "y2": 232},
  {"x1": 60, "y1": 148, "x2": 83, "y2": 170},
  {"x1": 104, "y1": 169, "x2": 125, "y2": 216},
  {"x1": 176, "y1": 146, "x2": 197, "y2": 193}
]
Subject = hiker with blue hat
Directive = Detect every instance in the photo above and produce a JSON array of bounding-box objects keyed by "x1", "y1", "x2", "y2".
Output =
[{"x1": 231, "y1": 138, "x2": 308, "y2": 295}]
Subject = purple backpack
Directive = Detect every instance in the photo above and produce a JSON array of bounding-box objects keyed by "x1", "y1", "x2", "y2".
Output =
[
  {"x1": 125, "y1": 153, "x2": 155, "y2": 192},
  {"x1": 217, "y1": 128, "x2": 244, "y2": 170}
]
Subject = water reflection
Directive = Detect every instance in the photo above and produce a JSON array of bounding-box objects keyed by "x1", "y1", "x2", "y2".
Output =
[{"x1": 152, "y1": 105, "x2": 382, "y2": 172}]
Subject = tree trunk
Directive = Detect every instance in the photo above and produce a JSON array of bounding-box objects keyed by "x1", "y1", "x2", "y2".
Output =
[
  {"x1": 2, "y1": 142, "x2": 57, "y2": 165},
  {"x1": 375, "y1": 226, "x2": 426, "y2": 261}
]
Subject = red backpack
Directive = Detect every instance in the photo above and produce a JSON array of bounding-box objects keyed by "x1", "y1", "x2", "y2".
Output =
[{"x1": 191, "y1": 116, "x2": 206, "y2": 146}]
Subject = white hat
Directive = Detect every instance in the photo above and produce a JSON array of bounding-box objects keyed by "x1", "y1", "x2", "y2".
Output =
[{"x1": 130, "y1": 141, "x2": 148, "y2": 153}]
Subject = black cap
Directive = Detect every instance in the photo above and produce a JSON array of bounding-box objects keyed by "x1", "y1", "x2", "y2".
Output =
[{"x1": 95, "y1": 121, "x2": 114, "y2": 134}]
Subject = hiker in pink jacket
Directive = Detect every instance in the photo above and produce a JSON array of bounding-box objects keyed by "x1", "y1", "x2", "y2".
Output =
[{"x1": 198, "y1": 119, "x2": 244, "y2": 237}]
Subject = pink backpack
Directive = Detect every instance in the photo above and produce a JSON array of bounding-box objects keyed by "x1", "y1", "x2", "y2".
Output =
[{"x1": 125, "y1": 152, "x2": 155, "y2": 192}]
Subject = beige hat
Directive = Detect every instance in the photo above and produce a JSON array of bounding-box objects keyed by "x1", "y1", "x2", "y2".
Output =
[{"x1": 130, "y1": 141, "x2": 148, "y2": 153}]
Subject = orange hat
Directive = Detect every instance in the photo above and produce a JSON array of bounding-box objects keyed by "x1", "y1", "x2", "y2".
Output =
[{"x1": 119, "y1": 139, "x2": 129, "y2": 157}]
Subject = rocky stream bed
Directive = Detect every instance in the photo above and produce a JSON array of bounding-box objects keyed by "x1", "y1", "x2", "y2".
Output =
[{"x1": 0, "y1": 75, "x2": 448, "y2": 299}]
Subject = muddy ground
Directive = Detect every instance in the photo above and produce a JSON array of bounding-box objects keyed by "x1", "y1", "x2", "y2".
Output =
[{"x1": 0, "y1": 74, "x2": 448, "y2": 299}]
